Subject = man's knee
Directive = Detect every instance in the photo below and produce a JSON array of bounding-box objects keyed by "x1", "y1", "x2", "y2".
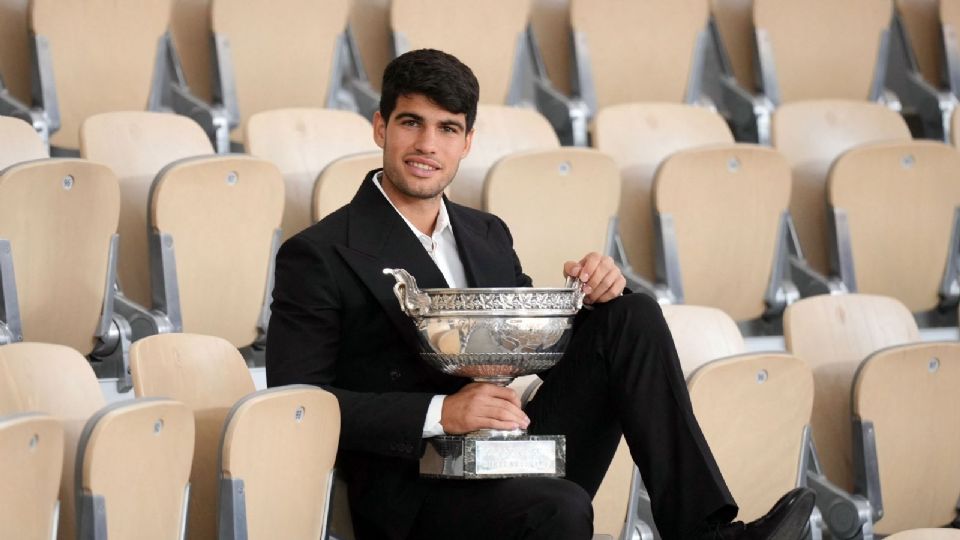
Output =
[{"x1": 519, "y1": 479, "x2": 593, "y2": 539}]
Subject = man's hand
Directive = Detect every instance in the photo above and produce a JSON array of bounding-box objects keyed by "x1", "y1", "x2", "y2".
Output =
[
  {"x1": 440, "y1": 382, "x2": 530, "y2": 434},
  {"x1": 564, "y1": 252, "x2": 626, "y2": 304}
]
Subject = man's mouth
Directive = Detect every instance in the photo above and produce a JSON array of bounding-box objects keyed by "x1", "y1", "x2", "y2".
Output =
[
  {"x1": 407, "y1": 161, "x2": 437, "y2": 171},
  {"x1": 405, "y1": 157, "x2": 441, "y2": 173}
]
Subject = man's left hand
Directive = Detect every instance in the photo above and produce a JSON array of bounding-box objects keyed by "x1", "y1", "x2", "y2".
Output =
[{"x1": 563, "y1": 252, "x2": 626, "y2": 304}]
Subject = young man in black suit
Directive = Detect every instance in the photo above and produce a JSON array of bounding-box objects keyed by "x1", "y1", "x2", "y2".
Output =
[{"x1": 266, "y1": 48, "x2": 815, "y2": 539}]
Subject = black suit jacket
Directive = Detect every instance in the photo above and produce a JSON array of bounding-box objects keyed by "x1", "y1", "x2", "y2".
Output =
[{"x1": 266, "y1": 169, "x2": 532, "y2": 538}]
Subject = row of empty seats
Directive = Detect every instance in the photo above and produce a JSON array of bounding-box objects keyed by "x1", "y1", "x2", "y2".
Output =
[
  {"x1": 0, "y1": 335, "x2": 339, "y2": 540},
  {"x1": 7, "y1": 0, "x2": 960, "y2": 151}
]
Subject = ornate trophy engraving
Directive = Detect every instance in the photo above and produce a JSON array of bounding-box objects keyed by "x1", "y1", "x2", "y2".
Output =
[{"x1": 383, "y1": 268, "x2": 584, "y2": 479}]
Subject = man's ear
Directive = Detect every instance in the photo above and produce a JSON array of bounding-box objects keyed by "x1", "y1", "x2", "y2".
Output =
[
  {"x1": 461, "y1": 128, "x2": 475, "y2": 159},
  {"x1": 373, "y1": 111, "x2": 386, "y2": 149}
]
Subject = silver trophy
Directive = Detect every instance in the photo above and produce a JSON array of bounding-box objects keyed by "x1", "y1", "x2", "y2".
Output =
[{"x1": 383, "y1": 268, "x2": 584, "y2": 479}]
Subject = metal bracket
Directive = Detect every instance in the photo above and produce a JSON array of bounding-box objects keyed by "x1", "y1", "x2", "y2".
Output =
[
  {"x1": 829, "y1": 207, "x2": 858, "y2": 293},
  {"x1": 212, "y1": 34, "x2": 240, "y2": 131},
  {"x1": 218, "y1": 477, "x2": 248, "y2": 540},
  {"x1": 755, "y1": 28, "x2": 781, "y2": 107},
  {"x1": 571, "y1": 30, "x2": 597, "y2": 120},
  {"x1": 0, "y1": 238, "x2": 22, "y2": 344},
  {"x1": 653, "y1": 212, "x2": 684, "y2": 305},
  {"x1": 851, "y1": 418, "x2": 883, "y2": 523},
  {"x1": 868, "y1": 29, "x2": 892, "y2": 103},
  {"x1": 938, "y1": 207, "x2": 960, "y2": 309},
  {"x1": 77, "y1": 492, "x2": 108, "y2": 540},
  {"x1": 683, "y1": 29, "x2": 709, "y2": 105},
  {"x1": 764, "y1": 212, "x2": 800, "y2": 318},
  {"x1": 801, "y1": 428, "x2": 874, "y2": 540},
  {"x1": 150, "y1": 231, "x2": 184, "y2": 333},
  {"x1": 31, "y1": 34, "x2": 61, "y2": 136}
]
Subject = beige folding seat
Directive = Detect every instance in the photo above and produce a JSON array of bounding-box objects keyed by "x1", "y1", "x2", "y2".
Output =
[
  {"x1": 827, "y1": 141, "x2": 960, "y2": 317},
  {"x1": 0, "y1": 413, "x2": 63, "y2": 540},
  {"x1": 0, "y1": 159, "x2": 129, "y2": 378},
  {"x1": 652, "y1": 144, "x2": 793, "y2": 322},
  {"x1": 391, "y1": 0, "x2": 533, "y2": 106},
  {"x1": 784, "y1": 293, "x2": 919, "y2": 493},
  {"x1": 245, "y1": 108, "x2": 378, "y2": 239},
  {"x1": 661, "y1": 304, "x2": 746, "y2": 376},
  {"x1": 0, "y1": 116, "x2": 47, "y2": 168},
  {"x1": 131, "y1": 333, "x2": 257, "y2": 540},
  {"x1": 484, "y1": 148, "x2": 620, "y2": 287},
  {"x1": 349, "y1": 0, "x2": 392, "y2": 92},
  {"x1": 218, "y1": 386, "x2": 340, "y2": 540},
  {"x1": 29, "y1": 0, "x2": 172, "y2": 152},
  {"x1": 710, "y1": 0, "x2": 757, "y2": 95},
  {"x1": 853, "y1": 342, "x2": 960, "y2": 534},
  {"x1": 529, "y1": 0, "x2": 573, "y2": 96},
  {"x1": 0, "y1": 0, "x2": 38, "y2": 135},
  {"x1": 148, "y1": 155, "x2": 284, "y2": 348},
  {"x1": 0, "y1": 342, "x2": 193, "y2": 540},
  {"x1": 688, "y1": 353, "x2": 814, "y2": 523},
  {"x1": 313, "y1": 151, "x2": 383, "y2": 222},
  {"x1": 452, "y1": 104, "x2": 559, "y2": 210},
  {"x1": 169, "y1": 0, "x2": 213, "y2": 105},
  {"x1": 887, "y1": 531, "x2": 960, "y2": 540},
  {"x1": 80, "y1": 112, "x2": 214, "y2": 311},
  {"x1": 593, "y1": 104, "x2": 734, "y2": 284},
  {"x1": 771, "y1": 101, "x2": 912, "y2": 278}
]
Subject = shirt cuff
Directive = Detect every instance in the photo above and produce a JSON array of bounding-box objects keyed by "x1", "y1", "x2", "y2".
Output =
[{"x1": 422, "y1": 394, "x2": 447, "y2": 438}]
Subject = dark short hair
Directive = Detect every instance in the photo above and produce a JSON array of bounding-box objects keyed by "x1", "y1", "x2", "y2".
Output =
[{"x1": 379, "y1": 49, "x2": 480, "y2": 131}]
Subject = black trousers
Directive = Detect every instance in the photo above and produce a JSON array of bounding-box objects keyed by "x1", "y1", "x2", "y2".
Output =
[{"x1": 407, "y1": 294, "x2": 737, "y2": 540}]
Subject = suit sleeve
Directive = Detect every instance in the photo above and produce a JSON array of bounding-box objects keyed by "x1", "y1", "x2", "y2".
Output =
[{"x1": 266, "y1": 234, "x2": 434, "y2": 460}]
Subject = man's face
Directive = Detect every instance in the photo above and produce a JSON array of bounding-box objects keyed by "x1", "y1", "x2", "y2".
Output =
[{"x1": 373, "y1": 93, "x2": 473, "y2": 202}]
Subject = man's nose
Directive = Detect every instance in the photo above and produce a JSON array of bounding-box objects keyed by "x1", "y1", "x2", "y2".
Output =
[{"x1": 414, "y1": 127, "x2": 438, "y2": 153}]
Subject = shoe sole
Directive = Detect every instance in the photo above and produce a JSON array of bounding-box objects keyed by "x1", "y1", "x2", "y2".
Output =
[{"x1": 766, "y1": 490, "x2": 816, "y2": 540}]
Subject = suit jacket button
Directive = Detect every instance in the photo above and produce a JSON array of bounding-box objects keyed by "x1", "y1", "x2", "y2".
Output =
[{"x1": 390, "y1": 368, "x2": 401, "y2": 381}]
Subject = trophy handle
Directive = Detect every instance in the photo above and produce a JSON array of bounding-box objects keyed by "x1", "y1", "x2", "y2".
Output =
[
  {"x1": 383, "y1": 268, "x2": 431, "y2": 317},
  {"x1": 565, "y1": 276, "x2": 586, "y2": 310}
]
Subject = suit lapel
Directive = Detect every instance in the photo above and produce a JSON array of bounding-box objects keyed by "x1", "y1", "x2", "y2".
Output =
[{"x1": 447, "y1": 202, "x2": 520, "y2": 288}]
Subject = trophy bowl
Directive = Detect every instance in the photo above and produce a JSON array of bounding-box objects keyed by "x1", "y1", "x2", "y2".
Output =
[{"x1": 383, "y1": 268, "x2": 585, "y2": 386}]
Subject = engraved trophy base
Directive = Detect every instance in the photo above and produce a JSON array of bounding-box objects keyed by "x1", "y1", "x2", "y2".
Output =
[{"x1": 420, "y1": 430, "x2": 566, "y2": 479}]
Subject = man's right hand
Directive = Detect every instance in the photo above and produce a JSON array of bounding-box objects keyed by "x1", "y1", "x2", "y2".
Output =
[{"x1": 440, "y1": 382, "x2": 530, "y2": 434}]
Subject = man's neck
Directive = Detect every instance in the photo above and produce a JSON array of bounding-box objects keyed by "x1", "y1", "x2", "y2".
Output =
[{"x1": 379, "y1": 173, "x2": 441, "y2": 236}]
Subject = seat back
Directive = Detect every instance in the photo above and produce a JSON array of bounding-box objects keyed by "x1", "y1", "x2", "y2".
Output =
[
  {"x1": 853, "y1": 342, "x2": 960, "y2": 534},
  {"x1": 245, "y1": 108, "x2": 377, "y2": 239},
  {"x1": 30, "y1": 0, "x2": 171, "y2": 150},
  {"x1": 688, "y1": 353, "x2": 813, "y2": 522},
  {"x1": 349, "y1": 0, "x2": 391, "y2": 91},
  {"x1": 0, "y1": 116, "x2": 48, "y2": 168},
  {"x1": 0, "y1": 342, "x2": 106, "y2": 540},
  {"x1": 211, "y1": 0, "x2": 350, "y2": 143},
  {"x1": 662, "y1": 304, "x2": 746, "y2": 377},
  {"x1": 530, "y1": 0, "x2": 573, "y2": 95},
  {"x1": 170, "y1": 0, "x2": 213, "y2": 103},
  {"x1": 710, "y1": 0, "x2": 758, "y2": 92},
  {"x1": 897, "y1": 0, "x2": 944, "y2": 87},
  {"x1": 150, "y1": 155, "x2": 284, "y2": 347},
  {"x1": 484, "y1": 148, "x2": 620, "y2": 287},
  {"x1": 771, "y1": 100, "x2": 911, "y2": 275},
  {"x1": 76, "y1": 399, "x2": 193, "y2": 540},
  {"x1": 753, "y1": 0, "x2": 893, "y2": 103},
  {"x1": 653, "y1": 144, "x2": 791, "y2": 321},
  {"x1": 886, "y1": 530, "x2": 960, "y2": 540},
  {"x1": 131, "y1": 332, "x2": 256, "y2": 540},
  {"x1": 571, "y1": 0, "x2": 708, "y2": 108},
  {"x1": 0, "y1": 159, "x2": 119, "y2": 355},
  {"x1": 391, "y1": 0, "x2": 531, "y2": 105},
  {"x1": 80, "y1": 112, "x2": 214, "y2": 308},
  {"x1": 452, "y1": 105, "x2": 560, "y2": 210},
  {"x1": 828, "y1": 140, "x2": 960, "y2": 313},
  {"x1": 0, "y1": 0, "x2": 31, "y2": 104},
  {"x1": 0, "y1": 413, "x2": 63, "y2": 540},
  {"x1": 783, "y1": 293, "x2": 919, "y2": 491},
  {"x1": 313, "y1": 151, "x2": 383, "y2": 222},
  {"x1": 593, "y1": 103, "x2": 734, "y2": 281},
  {"x1": 219, "y1": 386, "x2": 340, "y2": 540}
]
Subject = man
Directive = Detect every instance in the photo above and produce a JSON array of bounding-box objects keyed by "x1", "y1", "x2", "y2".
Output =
[{"x1": 267, "y1": 48, "x2": 815, "y2": 539}]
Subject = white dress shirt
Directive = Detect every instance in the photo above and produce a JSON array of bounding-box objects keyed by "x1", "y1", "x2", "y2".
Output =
[{"x1": 373, "y1": 173, "x2": 465, "y2": 437}]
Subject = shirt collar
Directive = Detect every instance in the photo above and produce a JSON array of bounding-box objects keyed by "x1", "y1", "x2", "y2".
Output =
[{"x1": 373, "y1": 171, "x2": 453, "y2": 240}]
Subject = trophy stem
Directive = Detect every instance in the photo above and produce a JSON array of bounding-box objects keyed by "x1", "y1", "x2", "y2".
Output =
[
  {"x1": 473, "y1": 376, "x2": 514, "y2": 386},
  {"x1": 471, "y1": 428, "x2": 526, "y2": 438}
]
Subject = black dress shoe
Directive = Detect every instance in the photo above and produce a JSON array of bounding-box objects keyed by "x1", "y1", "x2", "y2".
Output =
[{"x1": 697, "y1": 487, "x2": 816, "y2": 540}]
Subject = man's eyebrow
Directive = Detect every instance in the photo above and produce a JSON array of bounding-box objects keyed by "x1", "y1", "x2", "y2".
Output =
[{"x1": 394, "y1": 112, "x2": 424, "y2": 122}]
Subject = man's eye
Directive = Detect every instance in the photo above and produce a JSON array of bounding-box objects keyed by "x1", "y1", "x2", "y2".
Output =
[
  {"x1": 402, "y1": 119, "x2": 419, "y2": 127},
  {"x1": 441, "y1": 126, "x2": 459, "y2": 134}
]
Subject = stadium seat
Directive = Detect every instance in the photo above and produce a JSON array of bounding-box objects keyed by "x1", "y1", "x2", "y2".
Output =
[
  {"x1": 529, "y1": 0, "x2": 573, "y2": 97},
  {"x1": 0, "y1": 116, "x2": 47, "y2": 168},
  {"x1": 391, "y1": 0, "x2": 533, "y2": 106},
  {"x1": 886, "y1": 0, "x2": 956, "y2": 140},
  {"x1": 688, "y1": 353, "x2": 814, "y2": 523},
  {"x1": 349, "y1": 0, "x2": 392, "y2": 92},
  {"x1": 451, "y1": 104, "x2": 559, "y2": 210},
  {"x1": 131, "y1": 333, "x2": 257, "y2": 540},
  {"x1": 313, "y1": 151, "x2": 383, "y2": 222},
  {"x1": 148, "y1": 155, "x2": 284, "y2": 348},
  {"x1": 853, "y1": 341, "x2": 960, "y2": 534},
  {"x1": 484, "y1": 148, "x2": 620, "y2": 287},
  {"x1": 652, "y1": 144, "x2": 795, "y2": 322},
  {"x1": 0, "y1": 0, "x2": 39, "y2": 139},
  {"x1": 169, "y1": 0, "x2": 214, "y2": 105},
  {"x1": 244, "y1": 108, "x2": 378, "y2": 238},
  {"x1": 661, "y1": 304, "x2": 746, "y2": 376},
  {"x1": 593, "y1": 103, "x2": 734, "y2": 286},
  {"x1": 886, "y1": 530, "x2": 960, "y2": 540},
  {"x1": 80, "y1": 111, "x2": 214, "y2": 311},
  {"x1": 533, "y1": 0, "x2": 711, "y2": 145},
  {"x1": 0, "y1": 412, "x2": 62, "y2": 540},
  {"x1": 709, "y1": 0, "x2": 757, "y2": 96},
  {"x1": 28, "y1": 0, "x2": 172, "y2": 153},
  {"x1": 771, "y1": 100, "x2": 912, "y2": 279},
  {"x1": 218, "y1": 386, "x2": 340, "y2": 540},
  {"x1": 827, "y1": 140, "x2": 960, "y2": 319},
  {"x1": 0, "y1": 342, "x2": 193, "y2": 540},
  {"x1": 0, "y1": 158, "x2": 132, "y2": 380}
]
